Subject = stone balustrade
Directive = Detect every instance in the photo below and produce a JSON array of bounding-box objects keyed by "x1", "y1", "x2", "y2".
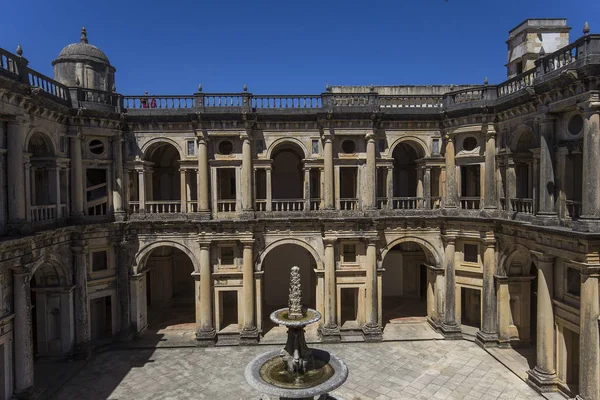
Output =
[
  {"x1": 30, "y1": 205, "x2": 57, "y2": 222},
  {"x1": 460, "y1": 197, "x2": 481, "y2": 210}
]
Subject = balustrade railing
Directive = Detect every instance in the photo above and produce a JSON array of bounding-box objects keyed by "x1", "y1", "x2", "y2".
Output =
[
  {"x1": 87, "y1": 202, "x2": 107, "y2": 216},
  {"x1": 327, "y1": 94, "x2": 371, "y2": 107},
  {"x1": 77, "y1": 87, "x2": 120, "y2": 106},
  {"x1": 0, "y1": 48, "x2": 20, "y2": 79},
  {"x1": 217, "y1": 200, "x2": 236, "y2": 212},
  {"x1": 431, "y1": 197, "x2": 442, "y2": 209},
  {"x1": 376, "y1": 197, "x2": 388, "y2": 209},
  {"x1": 204, "y1": 94, "x2": 245, "y2": 107},
  {"x1": 391, "y1": 197, "x2": 422, "y2": 210},
  {"x1": 122, "y1": 95, "x2": 194, "y2": 109},
  {"x1": 129, "y1": 201, "x2": 140, "y2": 213},
  {"x1": 28, "y1": 70, "x2": 69, "y2": 102},
  {"x1": 252, "y1": 95, "x2": 321, "y2": 109},
  {"x1": 339, "y1": 198, "x2": 359, "y2": 211},
  {"x1": 187, "y1": 201, "x2": 199, "y2": 213},
  {"x1": 378, "y1": 95, "x2": 443, "y2": 108},
  {"x1": 565, "y1": 200, "x2": 582, "y2": 220},
  {"x1": 272, "y1": 199, "x2": 304, "y2": 212},
  {"x1": 497, "y1": 69, "x2": 536, "y2": 98},
  {"x1": 30, "y1": 205, "x2": 57, "y2": 222},
  {"x1": 145, "y1": 201, "x2": 181, "y2": 214},
  {"x1": 255, "y1": 200, "x2": 267, "y2": 211},
  {"x1": 309, "y1": 199, "x2": 321, "y2": 211},
  {"x1": 460, "y1": 197, "x2": 481, "y2": 210},
  {"x1": 511, "y1": 198, "x2": 534, "y2": 214}
]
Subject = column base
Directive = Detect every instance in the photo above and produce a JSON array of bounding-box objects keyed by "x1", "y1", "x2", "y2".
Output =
[
  {"x1": 319, "y1": 324, "x2": 341, "y2": 343},
  {"x1": 475, "y1": 331, "x2": 499, "y2": 348},
  {"x1": 573, "y1": 216, "x2": 600, "y2": 232},
  {"x1": 114, "y1": 210, "x2": 127, "y2": 222},
  {"x1": 533, "y1": 213, "x2": 558, "y2": 227},
  {"x1": 73, "y1": 342, "x2": 94, "y2": 360},
  {"x1": 527, "y1": 367, "x2": 559, "y2": 392},
  {"x1": 440, "y1": 322, "x2": 462, "y2": 339},
  {"x1": 239, "y1": 327, "x2": 260, "y2": 345},
  {"x1": 362, "y1": 323, "x2": 383, "y2": 342},
  {"x1": 195, "y1": 328, "x2": 217, "y2": 347},
  {"x1": 427, "y1": 316, "x2": 441, "y2": 332}
]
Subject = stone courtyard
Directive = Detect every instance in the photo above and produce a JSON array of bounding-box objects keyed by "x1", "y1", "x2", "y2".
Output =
[{"x1": 52, "y1": 340, "x2": 543, "y2": 400}]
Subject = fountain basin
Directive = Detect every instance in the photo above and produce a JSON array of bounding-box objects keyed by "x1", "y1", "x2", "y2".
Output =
[
  {"x1": 245, "y1": 349, "x2": 348, "y2": 399},
  {"x1": 270, "y1": 308, "x2": 322, "y2": 328}
]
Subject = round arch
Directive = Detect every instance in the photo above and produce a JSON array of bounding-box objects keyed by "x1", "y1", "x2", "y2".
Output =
[
  {"x1": 265, "y1": 137, "x2": 309, "y2": 160},
  {"x1": 389, "y1": 136, "x2": 428, "y2": 159},
  {"x1": 135, "y1": 240, "x2": 199, "y2": 274},
  {"x1": 256, "y1": 238, "x2": 323, "y2": 271},
  {"x1": 141, "y1": 138, "x2": 184, "y2": 161},
  {"x1": 499, "y1": 243, "x2": 534, "y2": 276},
  {"x1": 29, "y1": 253, "x2": 69, "y2": 286},
  {"x1": 508, "y1": 124, "x2": 536, "y2": 153},
  {"x1": 26, "y1": 130, "x2": 57, "y2": 157},
  {"x1": 381, "y1": 236, "x2": 442, "y2": 267}
]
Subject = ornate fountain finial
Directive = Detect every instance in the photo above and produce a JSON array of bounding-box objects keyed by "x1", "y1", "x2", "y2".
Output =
[
  {"x1": 16, "y1": 44, "x2": 23, "y2": 57},
  {"x1": 584, "y1": 21, "x2": 590, "y2": 35},
  {"x1": 288, "y1": 266, "x2": 303, "y2": 319},
  {"x1": 80, "y1": 27, "x2": 88, "y2": 44}
]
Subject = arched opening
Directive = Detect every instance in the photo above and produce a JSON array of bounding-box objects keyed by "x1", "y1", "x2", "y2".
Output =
[
  {"x1": 270, "y1": 143, "x2": 305, "y2": 211},
  {"x1": 392, "y1": 142, "x2": 424, "y2": 209},
  {"x1": 28, "y1": 133, "x2": 63, "y2": 221},
  {"x1": 509, "y1": 129, "x2": 536, "y2": 214},
  {"x1": 141, "y1": 142, "x2": 182, "y2": 213},
  {"x1": 381, "y1": 241, "x2": 429, "y2": 329},
  {"x1": 144, "y1": 246, "x2": 195, "y2": 332},
  {"x1": 30, "y1": 263, "x2": 74, "y2": 356},
  {"x1": 261, "y1": 244, "x2": 317, "y2": 338}
]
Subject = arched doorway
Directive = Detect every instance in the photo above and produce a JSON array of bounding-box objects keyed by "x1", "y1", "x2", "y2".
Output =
[
  {"x1": 261, "y1": 244, "x2": 317, "y2": 337},
  {"x1": 27, "y1": 133, "x2": 63, "y2": 221},
  {"x1": 381, "y1": 241, "x2": 429, "y2": 328},
  {"x1": 143, "y1": 142, "x2": 183, "y2": 213},
  {"x1": 392, "y1": 142, "x2": 424, "y2": 209},
  {"x1": 271, "y1": 143, "x2": 305, "y2": 211},
  {"x1": 30, "y1": 263, "x2": 74, "y2": 356},
  {"x1": 144, "y1": 246, "x2": 195, "y2": 332}
]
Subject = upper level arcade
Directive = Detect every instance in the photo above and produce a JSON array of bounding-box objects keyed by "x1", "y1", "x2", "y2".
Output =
[{"x1": 0, "y1": 22, "x2": 599, "y2": 233}]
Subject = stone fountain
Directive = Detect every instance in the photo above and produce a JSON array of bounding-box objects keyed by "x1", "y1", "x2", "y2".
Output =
[{"x1": 245, "y1": 266, "x2": 348, "y2": 400}]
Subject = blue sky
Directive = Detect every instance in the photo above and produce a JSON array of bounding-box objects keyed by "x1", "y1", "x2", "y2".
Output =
[{"x1": 1, "y1": 0, "x2": 598, "y2": 95}]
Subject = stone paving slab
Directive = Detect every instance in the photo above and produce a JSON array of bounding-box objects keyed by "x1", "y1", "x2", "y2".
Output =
[{"x1": 52, "y1": 340, "x2": 543, "y2": 400}]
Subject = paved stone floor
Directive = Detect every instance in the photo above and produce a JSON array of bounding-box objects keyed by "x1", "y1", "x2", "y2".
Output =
[{"x1": 52, "y1": 340, "x2": 544, "y2": 400}]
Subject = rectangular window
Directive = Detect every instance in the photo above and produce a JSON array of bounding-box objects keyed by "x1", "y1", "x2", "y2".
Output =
[
  {"x1": 187, "y1": 140, "x2": 195, "y2": 156},
  {"x1": 92, "y1": 251, "x2": 108, "y2": 272},
  {"x1": 566, "y1": 268, "x2": 581, "y2": 297},
  {"x1": 343, "y1": 244, "x2": 356, "y2": 263},
  {"x1": 220, "y1": 247, "x2": 235, "y2": 266},
  {"x1": 60, "y1": 136, "x2": 67, "y2": 153},
  {"x1": 312, "y1": 139, "x2": 319, "y2": 154},
  {"x1": 432, "y1": 138, "x2": 440, "y2": 154},
  {"x1": 464, "y1": 244, "x2": 478, "y2": 263}
]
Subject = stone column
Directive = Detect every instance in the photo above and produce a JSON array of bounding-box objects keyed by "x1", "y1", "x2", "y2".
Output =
[
  {"x1": 363, "y1": 132, "x2": 376, "y2": 209},
  {"x1": 196, "y1": 241, "x2": 216, "y2": 345},
  {"x1": 113, "y1": 137, "x2": 125, "y2": 219},
  {"x1": 527, "y1": 253, "x2": 558, "y2": 391},
  {"x1": 321, "y1": 238, "x2": 340, "y2": 342},
  {"x1": 386, "y1": 166, "x2": 394, "y2": 209},
  {"x1": 417, "y1": 168, "x2": 424, "y2": 208},
  {"x1": 7, "y1": 122, "x2": 26, "y2": 223},
  {"x1": 240, "y1": 132, "x2": 253, "y2": 211},
  {"x1": 180, "y1": 169, "x2": 187, "y2": 212},
  {"x1": 72, "y1": 245, "x2": 91, "y2": 357},
  {"x1": 240, "y1": 240, "x2": 258, "y2": 344},
  {"x1": 423, "y1": 166, "x2": 431, "y2": 209},
  {"x1": 441, "y1": 233, "x2": 461, "y2": 338},
  {"x1": 323, "y1": 132, "x2": 334, "y2": 210},
  {"x1": 70, "y1": 133, "x2": 84, "y2": 217},
  {"x1": 495, "y1": 275, "x2": 511, "y2": 347},
  {"x1": 537, "y1": 117, "x2": 557, "y2": 219},
  {"x1": 116, "y1": 241, "x2": 133, "y2": 340},
  {"x1": 137, "y1": 169, "x2": 145, "y2": 212},
  {"x1": 13, "y1": 270, "x2": 34, "y2": 396},
  {"x1": 577, "y1": 105, "x2": 600, "y2": 231},
  {"x1": 265, "y1": 167, "x2": 272, "y2": 212},
  {"x1": 578, "y1": 268, "x2": 600, "y2": 400},
  {"x1": 363, "y1": 239, "x2": 382, "y2": 341},
  {"x1": 303, "y1": 167, "x2": 311, "y2": 211},
  {"x1": 484, "y1": 128, "x2": 498, "y2": 210},
  {"x1": 53, "y1": 166, "x2": 61, "y2": 218},
  {"x1": 506, "y1": 156, "x2": 516, "y2": 212},
  {"x1": 197, "y1": 137, "x2": 210, "y2": 212},
  {"x1": 476, "y1": 235, "x2": 498, "y2": 347},
  {"x1": 444, "y1": 135, "x2": 458, "y2": 208}
]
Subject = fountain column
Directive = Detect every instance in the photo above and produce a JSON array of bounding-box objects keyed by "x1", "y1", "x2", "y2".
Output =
[
  {"x1": 320, "y1": 238, "x2": 340, "y2": 342},
  {"x1": 363, "y1": 239, "x2": 382, "y2": 341},
  {"x1": 240, "y1": 239, "x2": 259, "y2": 344},
  {"x1": 196, "y1": 240, "x2": 216, "y2": 345}
]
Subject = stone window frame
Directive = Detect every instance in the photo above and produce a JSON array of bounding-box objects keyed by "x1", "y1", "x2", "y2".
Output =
[
  {"x1": 339, "y1": 241, "x2": 360, "y2": 267},
  {"x1": 186, "y1": 140, "x2": 195, "y2": 156},
  {"x1": 217, "y1": 139, "x2": 234, "y2": 156},
  {"x1": 217, "y1": 244, "x2": 237, "y2": 269},
  {"x1": 564, "y1": 265, "x2": 581, "y2": 300},
  {"x1": 311, "y1": 139, "x2": 320, "y2": 155},
  {"x1": 565, "y1": 111, "x2": 584, "y2": 139},
  {"x1": 87, "y1": 138, "x2": 106, "y2": 157},
  {"x1": 461, "y1": 242, "x2": 480, "y2": 266},
  {"x1": 88, "y1": 247, "x2": 115, "y2": 279}
]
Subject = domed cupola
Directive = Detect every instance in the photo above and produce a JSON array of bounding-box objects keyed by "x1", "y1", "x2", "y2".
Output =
[{"x1": 52, "y1": 27, "x2": 116, "y2": 91}]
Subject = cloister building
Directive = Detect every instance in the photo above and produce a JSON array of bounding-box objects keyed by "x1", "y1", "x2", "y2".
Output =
[{"x1": 0, "y1": 18, "x2": 598, "y2": 400}]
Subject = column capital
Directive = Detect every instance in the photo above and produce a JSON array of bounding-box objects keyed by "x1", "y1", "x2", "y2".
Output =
[
  {"x1": 197, "y1": 239, "x2": 211, "y2": 249},
  {"x1": 239, "y1": 239, "x2": 254, "y2": 248},
  {"x1": 365, "y1": 132, "x2": 376, "y2": 142},
  {"x1": 239, "y1": 131, "x2": 252, "y2": 142},
  {"x1": 320, "y1": 131, "x2": 334, "y2": 142},
  {"x1": 323, "y1": 237, "x2": 337, "y2": 246},
  {"x1": 442, "y1": 232, "x2": 458, "y2": 244},
  {"x1": 578, "y1": 95, "x2": 600, "y2": 115},
  {"x1": 482, "y1": 233, "x2": 496, "y2": 247}
]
